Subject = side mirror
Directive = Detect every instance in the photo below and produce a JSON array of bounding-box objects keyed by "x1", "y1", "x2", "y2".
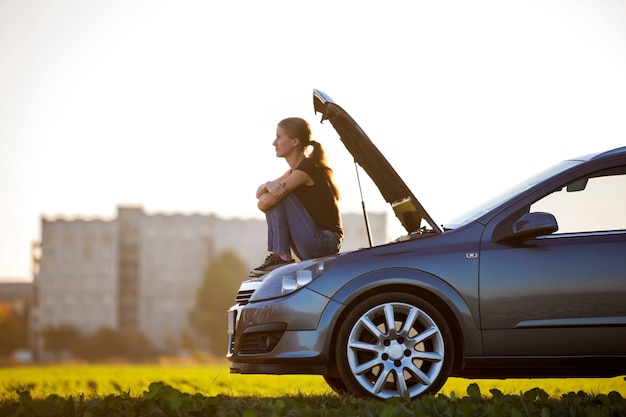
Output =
[{"x1": 512, "y1": 212, "x2": 558, "y2": 239}]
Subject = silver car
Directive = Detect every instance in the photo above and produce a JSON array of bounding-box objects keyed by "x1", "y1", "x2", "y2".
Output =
[{"x1": 227, "y1": 90, "x2": 626, "y2": 400}]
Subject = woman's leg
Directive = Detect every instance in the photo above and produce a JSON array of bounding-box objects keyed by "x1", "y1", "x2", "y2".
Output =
[
  {"x1": 279, "y1": 194, "x2": 341, "y2": 260},
  {"x1": 265, "y1": 199, "x2": 293, "y2": 256},
  {"x1": 249, "y1": 204, "x2": 295, "y2": 276}
]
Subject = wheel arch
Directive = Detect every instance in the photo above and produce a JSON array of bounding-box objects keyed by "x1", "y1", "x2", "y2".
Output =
[{"x1": 324, "y1": 268, "x2": 477, "y2": 376}]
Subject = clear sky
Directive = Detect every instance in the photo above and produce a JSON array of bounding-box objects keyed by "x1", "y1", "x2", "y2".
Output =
[{"x1": 1, "y1": 0, "x2": 625, "y2": 280}]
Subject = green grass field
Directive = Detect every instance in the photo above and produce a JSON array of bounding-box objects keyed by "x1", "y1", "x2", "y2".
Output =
[{"x1": 0, "y1": 363, "x2": 624, "y2": 400}]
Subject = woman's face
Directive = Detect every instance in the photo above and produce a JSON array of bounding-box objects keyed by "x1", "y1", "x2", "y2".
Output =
[{"x1": 273, "y1": 125, "x2": 297, "y2": 158}]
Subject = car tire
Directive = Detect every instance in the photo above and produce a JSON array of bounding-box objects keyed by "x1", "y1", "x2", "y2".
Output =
[
  {"x1": 323, "y1": 375, "x2": 349, "y2": 395},
  {"x1": 335, "y1": 292, "x2": 454, "y2": 400}
]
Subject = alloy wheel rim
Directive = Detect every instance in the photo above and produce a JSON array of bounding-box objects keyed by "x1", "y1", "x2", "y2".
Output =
[{"x1": 346, "y1": 302, "x2": 445, "y2": 398}]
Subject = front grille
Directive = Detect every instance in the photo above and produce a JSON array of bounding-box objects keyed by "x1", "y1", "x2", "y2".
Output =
[
  {"x1": 234, "y1": 278, "x2": 263, "y2": 305},
  {"x1": 235, "y1": 289, "x2": 255, "y2": 305}
]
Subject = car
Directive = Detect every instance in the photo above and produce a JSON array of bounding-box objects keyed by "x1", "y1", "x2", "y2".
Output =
[{"x1": 227, "y1": 89, "x2": 626, "y2": 400}]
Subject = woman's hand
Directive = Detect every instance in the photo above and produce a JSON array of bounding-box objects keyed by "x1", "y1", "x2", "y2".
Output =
[
  {"x1": 257, "y1": 181, "x2": 284, "y2": 212},
  {"x1": 265, "y1": 180, "x2": 286, "y2": 199},
  {"x1": 256, "y1": 170, "x2": 312, "y2": 212}
]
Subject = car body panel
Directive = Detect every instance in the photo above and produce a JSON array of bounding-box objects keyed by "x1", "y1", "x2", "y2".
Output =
[
  {"x1": 477, "y1": 155, "x2": 626, "y2": 357},
  {"x1": 325, "y1": 266, "x2": 484, "y2": 356},
  {"x1": 229, "y1": 294, "x2": 346, "y2": 374},
  {"x1": 305, "y1": 225, "x2": 485, "y2": 356},
  {"x1": 237, "y1": 287, "x2": 331, "y2": 333}
]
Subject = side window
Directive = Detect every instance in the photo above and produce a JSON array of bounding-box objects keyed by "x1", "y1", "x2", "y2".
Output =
[{"x1": 530, "y1": 168, "x2": 626, "y2": 234}]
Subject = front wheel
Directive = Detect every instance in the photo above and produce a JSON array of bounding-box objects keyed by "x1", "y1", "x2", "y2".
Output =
[
  {"x1": 335, "y1": 292, "x2": 454, "y2": 400},
  {"x1": 323, "y1": 375, "x2": 348, "y2": 395}
]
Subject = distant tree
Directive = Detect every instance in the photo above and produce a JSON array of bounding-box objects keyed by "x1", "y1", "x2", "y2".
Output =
[
  {"x1": 118, "y1": 330, "x2": 156, "y2": 361},
  {"x1": 41, "y1": 324, "x2": 81, "y2": 360},
  {"x1": 73, "y1": 327, "x2": 155, "y2": 362},
  {"x1": 188, "y1": 250, "x2": 247, "y2": 356},
  {"x1": 0, "y1": 303, "x2": 27, "y2": 354}
]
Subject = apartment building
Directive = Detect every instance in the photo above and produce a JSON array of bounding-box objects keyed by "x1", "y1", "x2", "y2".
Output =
[{"x1": 32, "y1": 206, "x2": 387, "y2": 356}]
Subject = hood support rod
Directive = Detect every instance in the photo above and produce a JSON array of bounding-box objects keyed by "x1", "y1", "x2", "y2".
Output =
[{"x1": 354, "y1": 161, "x2": 373, "y2": 247}]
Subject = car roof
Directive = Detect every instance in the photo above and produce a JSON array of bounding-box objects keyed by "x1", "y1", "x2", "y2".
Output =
[{"x1": 589, "y1": 146, "x2": 626, "y2": 160}]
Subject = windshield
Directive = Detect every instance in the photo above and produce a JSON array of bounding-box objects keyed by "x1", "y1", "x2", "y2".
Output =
[{"x1": 443, "y1": 160, "x2": 583, "y2": 229}]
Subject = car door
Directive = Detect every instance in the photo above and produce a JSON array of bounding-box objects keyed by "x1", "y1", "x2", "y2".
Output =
[{"x1": 478, "y1": 163, "x2": 626, "y2": 356}]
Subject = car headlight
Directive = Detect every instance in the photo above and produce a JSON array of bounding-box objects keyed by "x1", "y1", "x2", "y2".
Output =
[{"x1": 249, "y1": 256, "x2": 337, "y2": 301}]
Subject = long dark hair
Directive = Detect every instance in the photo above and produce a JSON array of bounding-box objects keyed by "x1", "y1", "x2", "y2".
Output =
[{"x1": 278, "y1": 117, "x2": 340, "y2": 200}]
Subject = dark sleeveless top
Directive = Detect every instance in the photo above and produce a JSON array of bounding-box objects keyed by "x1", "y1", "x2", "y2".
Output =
[{"x1": 292, "y1": 158, "x2": 343, "y2": 238}]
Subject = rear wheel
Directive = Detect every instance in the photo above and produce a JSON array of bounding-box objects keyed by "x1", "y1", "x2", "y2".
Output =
[{"x1": 335, "y1": 292, "x2": 454, "y2": 400}]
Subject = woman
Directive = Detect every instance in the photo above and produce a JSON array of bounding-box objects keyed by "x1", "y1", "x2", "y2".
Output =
[{"x1": 250, "y1": 117, "x2": 343, "y2": 277}]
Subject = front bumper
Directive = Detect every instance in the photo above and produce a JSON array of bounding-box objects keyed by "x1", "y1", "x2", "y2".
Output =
[{"x1": 227, "y1": 285, "x2": 344, "y2": 375}]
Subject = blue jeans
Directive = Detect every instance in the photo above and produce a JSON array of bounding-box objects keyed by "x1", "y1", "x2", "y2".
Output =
[{"x1": 266, "y1": 194, "x2": 341, "y2": 260}]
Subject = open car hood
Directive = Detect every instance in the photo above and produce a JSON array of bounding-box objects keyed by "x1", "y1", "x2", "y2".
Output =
[{"x1": 313, "y1": 89, "x2": 442, "y2": 235}]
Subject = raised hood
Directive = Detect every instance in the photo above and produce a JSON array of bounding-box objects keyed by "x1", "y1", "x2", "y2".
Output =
[{"x1": 313, "y1": 89, "x2": 442, "y2": 235}]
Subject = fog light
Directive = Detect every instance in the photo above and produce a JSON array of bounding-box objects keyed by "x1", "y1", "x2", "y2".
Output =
[{"x1": 258, "y1": 334, "x2": 271, "y2": 351}]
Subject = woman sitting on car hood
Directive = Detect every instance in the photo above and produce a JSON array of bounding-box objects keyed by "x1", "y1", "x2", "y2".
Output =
[{"x1": 250, "y1": 117, "x2": 343, "y2": 277}]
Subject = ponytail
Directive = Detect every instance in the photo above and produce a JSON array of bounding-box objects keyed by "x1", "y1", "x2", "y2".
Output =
[{"x1": 307, "y1": 140, "x2": 340, "y2": 200}]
